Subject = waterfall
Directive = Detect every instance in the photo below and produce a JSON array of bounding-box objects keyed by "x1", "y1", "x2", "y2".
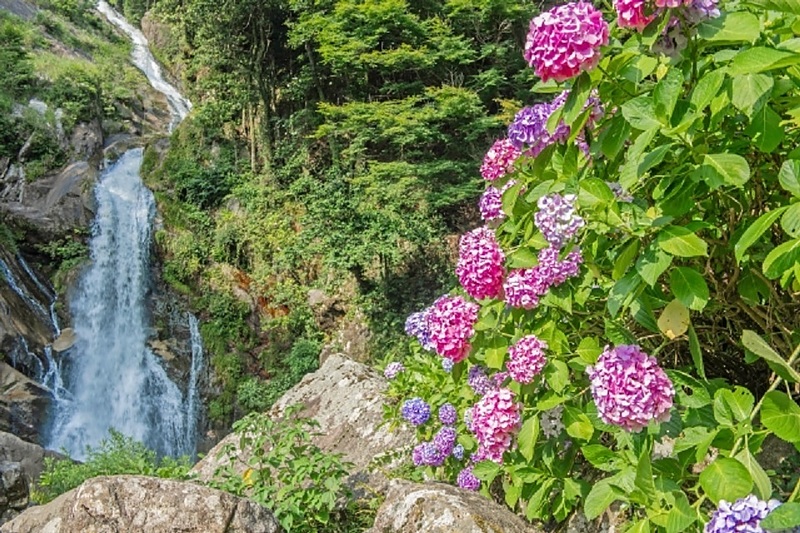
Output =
[
  {"x1": 185, "y1": 314, "x2": 204, "y2": 456},
  {"x1": 42, "y1": 2, "x2": 202, "y2": 459},
  {"x1": 0, "y1": 257, "x2": 52, "y2": 328}
]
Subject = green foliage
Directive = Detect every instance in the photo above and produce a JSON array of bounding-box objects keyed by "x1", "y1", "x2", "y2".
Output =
[
  {"x1": 209, "y1": 406, "x2": 364, "y2": 532},
  {"x1": 35, "y1": 233, "x2": 89, "y2": 289},
  {"x1": 34, "y1": 430, "x2": 192, "y2": 504}
]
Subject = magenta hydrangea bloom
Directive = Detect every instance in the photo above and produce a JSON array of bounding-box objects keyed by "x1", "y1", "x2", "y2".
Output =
[
  {"x1": 705, "y1": 495, "x2": 781, "y2": 533},
  {"x1": 524, "y1": 2, "x2": 609, "y2": 83},
  {"x1": 587, "y1": 345, "x2": 675, "y2": 432},
  {"x1": 456, "y1": 227, "x2": 506, "y2": 300},
  {"x1": 537, "y1": 246, "x2": 583, "y2": 286},
  {"x1": 469, "y1": 388, "x2": 521, "y2": 463},
  {"x1": 384, "y1": 362, "x2": 404, "y2": 380},
  {"x1": 507, "y1": 335, "x2": 548, "y2": 384},
  {"x1": 655, "y1": 0, "x2": 688, "y2": 7},
  {"x1": 480, "y1": 138, "x2": 521, "y2": 181},
  {"x1": 457, "y1": 465, "x2": 481, "y2": 491},
  {"x1": 427, "y1": 295, "x2": 479, "y2": 363},
  {"x1": 503, "y1": 247, "x2": 582, "y2": 309},
  {"x1": 535, "y1": 193, "x2": 585, "y2": 249},
  {"x1": 614, "y1": 0, "x2": 654, "y2": 30}
]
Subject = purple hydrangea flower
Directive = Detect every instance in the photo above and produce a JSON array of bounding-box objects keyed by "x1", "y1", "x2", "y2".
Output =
[
  {"x1": 686, "y1": 0, "x2": 720, "y2": 22},
  {"x1": 508, "y1": 103, "x2": 570, "y2": 156},
  {"x1": 587, "y1": 345, "x2": 675, "y2": 432},
  {"x1": 412, "y1": 441, "x2": 445, "y2": 467},
  {"x1": 468, "y1": 365, "x2": 494, "y2": 396},
  {"x1": 433, "y1": 426, "x2": 457, "y2": 455},
  {"x1": 442, "y1": 358, "x2": 454, "y2": 372},
  {"x1": 452, "y1": 444, "x2": 465, "y2": 460},
  {"x1": 439, "y1": 403, "x2": 457, "y2": 426},
  {"x1": 705, "y1": 495, "x2": 781, "y2": 533},
  {"x1": 404, "y1": 310, "x2": 435, "y2": 351},
  {"x1": 384, "y1": 362, "x2": 404, "y2": 380},
  {"x1": 457, "y1": 465, "x2": 481, "y2": 491},
  {"x1": 534, "y1": 193, "x2": 584, "y2": 249},
  {"x1": 401, "y1": 397, "x2": 431, "y2": 426}
]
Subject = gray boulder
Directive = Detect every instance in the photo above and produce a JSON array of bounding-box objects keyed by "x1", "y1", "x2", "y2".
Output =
[
  {"x1": 192, "y1": 353, "x2": 413, "y2": 494},
  {"x1": 0, "y1": 462, "x2": 28, "y2": 525},
  {"x1": 0, "y1": 432, "x2": 59, "y2": 483},
  {"x1": 368, "y1": 479, "x2": 542, "y2": 533},
  {"x1": 0, "y1": 475, "x2": 281, "y2": 533}
]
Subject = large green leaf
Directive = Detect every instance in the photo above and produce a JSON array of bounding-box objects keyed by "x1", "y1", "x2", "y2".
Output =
[
  {"x1": 734, "y1": 449, "x2": 772, "y2": 500},
  {"x1": 697, "y1": 153, "x2": 751, "y2": 188},
  {"x1": 734, "y1": 206, "x2": 790, "y2": 262},
  {"x1": 745, "y1": 104, "x2": 784, "y2": 153},
  {"x1": 669, "y1": 267, "x2": 709, "y2": 311},
  {"x1": 688, "y1": 324, "x2": 706, "y2": 379},
  {"x1": 761, "y1": 503, "x2": 800, "y2": 530},
  {"x1": 698, "y1": 458, "x2": 753, "y2": 504},
  {"x1": 761, "y1": 391, "x2": 800, "y2": 443},
  {"x1": 762, "y1": 238, "x2": 800, "y2": 280},
  {"x1": 584, "y1": 479, "x2": 620, "y2": 520},
  {"x1": 579, "y1": 178, "x2": 615, "y2": 208},
  {"x1": 518, "y1": 415, "x2": 539, "y2": 462},
  {"x1": 779, "y1": 160, "x2": 800, "y2": 197},
  {"x1": 697, "y1": 12, "x2": 760, "y2": 42},
  {"x1": 654, "y1": 69, "x2": 683, "y2": 123},
  {"x1": 690, "y1": 69, "x2": 726, "y2": 112},
  {"x1": 742, "y1": 329, "x2": 800, "y2": 383},
  {"x1": 728, "y1": 47, "x2": 800, "y2": 75},
  {"x1": 657, "y1": 226, "x2": 708, "y2": 257},
  {"x1": 743, "y1": 0, "x2": 800, "y2": 14},
  {"x1": 731, "y1": 73, "x2": 774, "y2": 117},
  {"x1": 666, "y1": 492, "x2": 697, "y2": 533},
  {"x1": 636, "y1": 246, "x2": 673, "y2": 286},
  {"x1": 782, "y1": 203, "x2": 800, "y2": 238},
  {"x1": 621, "y1": 96, "x2": 661, "y2": 130}
]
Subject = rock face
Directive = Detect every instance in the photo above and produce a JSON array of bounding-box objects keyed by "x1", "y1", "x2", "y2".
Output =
[
  {"x1": 0, "y1": 475, "x2": 281, "y2": 533},
  {"x1": 0, "y1": 365, "x2": 51, "y2": 445},
  {"x1": 192, "y1": 353, "x2": 413, "y2": 494},
  {"x1": 368, "y1": 480, "x2": 542, "y2": 533},
  {"x1": 0, "y1": 432, "x2": 59, "y2": 483},
  {"x1": 0, "y1": 462, "x2": 28, "y2": 525}
]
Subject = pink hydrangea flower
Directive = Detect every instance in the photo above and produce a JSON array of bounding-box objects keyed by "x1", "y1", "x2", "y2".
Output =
[
  {"x1": 655, "y1": 0, "x2": 689, "y2": 7},
  {"x1": 503, "y1": 247, "x2": 582, "y2": 309},
  {"x1": 587, "y1": 345, "x2": 675, "y2": 432},
  {"x1": 507, "y1": 335, "x2": 548, "y2": 384},
  {"x1": 426, "y1": 295, "x2": 479, "y2": 363},
  {"x1": 614, "y1": 0, "x2": 654, "y2": 30},
  {"x1": 524, "y1": 2, "x2": 609, "y2": 83},
  {"x1": 456, "y1": 227, "x2": 506, "y2": 300},
  {"x1": 480, "y1": 139, "x2": 521, "y2": 181},
  {"x1": 468, "y1": 388, "x2": 521, "y2": 463}
]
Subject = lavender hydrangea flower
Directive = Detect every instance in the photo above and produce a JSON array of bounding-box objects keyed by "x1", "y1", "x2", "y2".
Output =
[
  {"x1": 534, "y1": 193, "x2": 584, "y2": 249},
  {"x1": 439, "y1": 403, "x2": 457, "y2": 426},
  {"x1": 705, "y1": 495, "x2": 781, "y2": 533},
  {"x1": 433, "y1": 427, "x2": 457, "y2": 455},
  {"x1": 442, "y1": 358, "x2": 454, "y2": 372},
  {"x1": 452, "y1": 444, "x2": 465, "y2": 460},
  {"x1": 401, "y1": 397, "x2": 431, "y2": 426},
  {"x1": 457, "y1": 465, "x2": 481, "y2": 491},
  {"x1": 468, "y1": 365, "x2": 494, "y2": 396},
  {"x1": 404, "y1": 310, "x2": 435, "y2": 351},
  {"x1": 508, "y1": 103, "x2": 569, "y2": 155},
  {"x1": 412, "y1": 441, "x2": 445, "y2": 467},
  {"x1": 384, "y1": 362, "x2": 404, "y2": 380}
]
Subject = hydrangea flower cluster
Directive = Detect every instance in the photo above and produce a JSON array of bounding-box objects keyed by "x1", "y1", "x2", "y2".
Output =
[
  {"x1": 384, "y1": 362, "x2": 404, "y2": 380},
  {"x1": 401, "y1": 397, "x2": 431, "y2": 426},
  {"x1": 479, "y1": 180, "x2": 517, "y2": 222},
  {"x1": 614, "y1": 0, "x2": 653, "y2": 30},
  {"x1": 468, "y1": 365, "x2": 494, "y2": 396},
  {"x1": 433, "y1": 426, "x2": 457, "y2": 456},
  {"x1": 442, "y1": 358, "x2": 454, "y2": 372},
  {"x1": 615, "y1": 0, "x2": 719, "y2": 33},
  {"x1": 504, "y1": 247, "x2": 583, "y2": 309},
  {"x1": 439, "y1": 403, "x2": 457, "y2": 426},
  {"x1": 426, "y1": 295, "x2": 479, "y2": 363},
  {"x1": 480, "y1": 138, "x2": 521, "y2": 181},
  {"x1": 705, "y1": 495, "x2": 781, "y2": 533},
  {"x1": 587, "y1": 345, "x2": 675, "y2": 432},
  {"x1": 457, "y1": 465, "x2": 481, "y2": 491},
  {"x1": 468, "y1": 388, "x2": 521, "y2": 463},
  {"x1": 541, "y1": 405, "x2": 565, "y2": 438},
  {"x1": 508, "y1": 102, "x2": 569, "y2": 156},
  {"x1": 535, "y1": 194, "x2": 585, "y2": 249},
  {"x1": 412, "y1": 441, "x2": 445, "y2": 467},
  {"x1": 404, "y1": 310, "x2": 435, "y2": 351},
  {"x1": 456, "y1": 227, "x2": 506, "y2": 300},
  {"x1": 507, "y1": 335, "x2": 548, "y2": 384},
  {"x1": 524, "y1": 2, "x2": 609, "y2": 82},
  {"x1": 452, "y1": 444, "x2": 465, "y2": 461}
]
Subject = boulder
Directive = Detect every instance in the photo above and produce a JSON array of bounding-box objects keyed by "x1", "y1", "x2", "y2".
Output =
[
  {"x1": 0, "y1": 432, "x2": 59, "y2": 483},
  {"x1": 0, "y1": 462, "x2": 28, "y2": 526},
  {"x1": 0, "y1": 364, "x2": 51, "y2": 445},
  {"x1": 0, "y1": 475, "x2": 281, "y2": 533},
  {"x1": 192, "y1": 354, "x2": 414, "y2": 495},
  {"x1": 368, "y1": 479, "x2": 542, "y2": 533}
]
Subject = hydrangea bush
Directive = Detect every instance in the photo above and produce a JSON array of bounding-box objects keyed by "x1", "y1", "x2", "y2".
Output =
[{"x1": 384, "y1": 0, "x2": 800, "y2": 530}]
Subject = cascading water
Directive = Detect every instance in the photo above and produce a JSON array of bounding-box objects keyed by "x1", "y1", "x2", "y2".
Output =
[{"x1": 44, "y1": 2, "x2": 201, "y2": 458}]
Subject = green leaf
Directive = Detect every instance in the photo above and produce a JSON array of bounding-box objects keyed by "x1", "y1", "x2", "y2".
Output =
[
  {"x1": 563, "y1": 72, "x2": 591, "y2": 125},
  {"x1": 697, "y1": 153, "x2": 751, "y2": 189},
  {"x1": 654, "y1": 69, "x2": 683, "y2": 123},
  {"x1": 669, "y1": 267, "x2": 710, "y2": 311},
  {"x1": 544, "y1": 360, "x2": 570, "y2": 393},
  {"x1": 622, "y1": 96, "x2": 662, "y2": 130},
  {"x1": 564, "y1": 406, "x2": 594, "y2": 441},
  {"x1": 518, "y1": 416, "x2": 539, "y2": 462},
  {"x1": 763, "y1": 238, "x2": 800, "y2": 280},
  {"x1": 579, "y1": 178, "x2": 615, "y2": 208},
  {"x1": 636, "y1": 246, "x2": 673, "y2": 286},
  {"x1": 576, "y1": 337, "x2": 603, "y2": 364},
  {"x1": 634, "y1": 450, "x2": 658, "y2": 503},
  {"x1": 472, "y1": 460, "x2": 501, "y2": 482},
  {"x1": 734, "y1": 448, "x2": 772, "y2": 501},
  {"x1": 779, "y1": 160, "x2": 800, "y2": 197},
  {"x1": 658, "y1": 299, "x2": 690, "y2": 340},
  {"x1": 508, "y1": 247, "x2": 539, "y2": 268},
  {"x1": 734, "y1": 206, "x2": 790, "y2": 263},
  {"x1": 688, "y1": 324, "x2": 706, "y2": 379},
  {"x1": 690, "y1": 69, "x2": 726, "y2": 112},
  {"x1": 584, "y1": 479, "x2": 619, "y2": 520},
  {"x1": 761, "y1": 502, "x2": 800, "y2": 530},
  {"x1": 743, "y1": 0, "x2": 800, "y2": 15},
  {"x1": 742, "y1": 330, "x2": 800, "y2": 383},
  {"x1": 657, "y1": 226, "x2": 708, "y2": 257},
  {"x1": 699, "y1": 458, "x2": 753, "y2": 504},
  {"x1": 731, "y1": 73, "x2": 774, "y2": 117},
  {"x1": 620, "y1": 128, "x2": 659, "y2": 189},
  {"x1": 613, "y1": 240, "x2": 640, "y2": 281},
  {"x1": 697, "y1": 12, "x2": 760, "y2": 43},
  {"x1": 582, "y1": 444, "x2": 618, "y2": 470},
  {"x1": 628, "y1": 519, "x2": 651, "y2": 533},
  {"x1": 745, "y1": 104, "x2": 784, "y2": 153},
  {"x1": 782, "y1": 204, "x2": 800, "y2": 238},
  {"x1": 666, "y1": 492, "x2": 697, "y2": 533},
  {"x1": 728, "y1": 47, "x2": 800, "y2": 76},
  {"x1": 761, "y1": 391, "x2": 800, "y2": 443},
  {"x1": 599, "y1": 115, "x2": 631, "y2": 160}
]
